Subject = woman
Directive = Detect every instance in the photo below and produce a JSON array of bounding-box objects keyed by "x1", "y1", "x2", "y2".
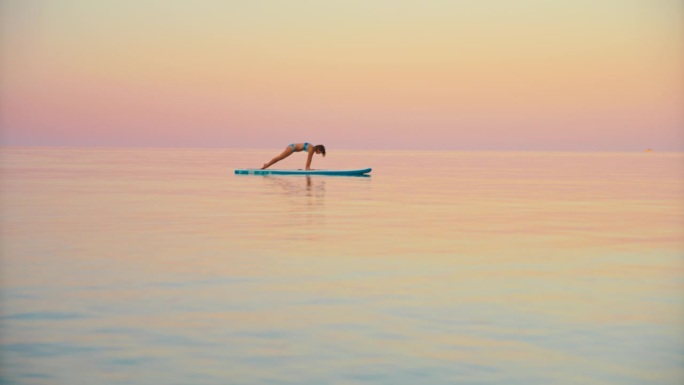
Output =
[{"x1": 261, "y1": 143, "x2": 326, "y2": 170}]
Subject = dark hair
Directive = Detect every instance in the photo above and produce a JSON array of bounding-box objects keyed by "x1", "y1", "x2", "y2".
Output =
[{"x1": 314, "y1": 144, "x2": 326, "y2": 157}]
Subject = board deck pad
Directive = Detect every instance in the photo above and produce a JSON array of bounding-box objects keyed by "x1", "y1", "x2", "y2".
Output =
[{"x1": 235, "y1": 168, "x2": 372, "y2": 176}]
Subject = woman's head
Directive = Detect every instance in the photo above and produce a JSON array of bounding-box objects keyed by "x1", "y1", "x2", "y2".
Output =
[{"x1": 314, "y1": 144, "x2": 326, "y2": 157}]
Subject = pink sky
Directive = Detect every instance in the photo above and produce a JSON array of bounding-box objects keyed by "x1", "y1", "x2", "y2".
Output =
[{"x1": 1, "y1": 1, "x2": 682, "y2": 151}]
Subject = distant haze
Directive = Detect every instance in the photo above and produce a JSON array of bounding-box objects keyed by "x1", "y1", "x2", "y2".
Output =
[{"x1": 1, "y1": 0, "x2": 682, "y2": 151}]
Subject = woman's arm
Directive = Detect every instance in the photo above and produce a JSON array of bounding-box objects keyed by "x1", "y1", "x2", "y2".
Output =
[{"x1": 305, "y1": 149, "x2": 314, "y2": 170}]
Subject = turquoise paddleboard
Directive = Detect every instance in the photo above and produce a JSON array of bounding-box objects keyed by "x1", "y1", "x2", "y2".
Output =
[{"x1": 235, "y1": 168, "x2": 372, "y2": 176}]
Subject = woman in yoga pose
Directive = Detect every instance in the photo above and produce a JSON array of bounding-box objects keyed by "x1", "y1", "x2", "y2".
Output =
[{"x1": 261, "y1": 143, "x2": 326, "y2": 170}]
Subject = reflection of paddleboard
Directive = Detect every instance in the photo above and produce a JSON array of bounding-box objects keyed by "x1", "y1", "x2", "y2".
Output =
[{"x1": 234, "y1": 168, "x2": 372, "y2": 176}]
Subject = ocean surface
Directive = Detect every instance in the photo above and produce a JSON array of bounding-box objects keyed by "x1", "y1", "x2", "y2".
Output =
[{"x1": 1, "y1": 147, "x2": 683, "y2": 385}]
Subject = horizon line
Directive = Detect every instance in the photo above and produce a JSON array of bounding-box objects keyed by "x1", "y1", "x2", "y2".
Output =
[{"x1": 0, "y1": 144, "x2": 680, "y2": 154}]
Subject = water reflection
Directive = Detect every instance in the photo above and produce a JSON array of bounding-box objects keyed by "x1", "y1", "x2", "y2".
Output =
[
  {"x1": 259, "y1": 176, "x2": 327, "y2": 230},
  {"x1": 261, "y1": 175, "x2": 326, "y2": 198}
]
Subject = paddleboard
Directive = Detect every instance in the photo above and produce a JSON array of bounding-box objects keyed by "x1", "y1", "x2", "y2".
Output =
[{"x1": 234, "y1": 168, "x2": 372, "y2": 176}]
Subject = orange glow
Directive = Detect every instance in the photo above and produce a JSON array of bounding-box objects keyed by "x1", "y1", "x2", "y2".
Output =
[{"x1": 1, "y1": 1, "x2": 682, "y2": 150}]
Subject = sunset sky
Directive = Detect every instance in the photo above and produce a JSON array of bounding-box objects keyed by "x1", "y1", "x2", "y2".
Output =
[{"x1": 1, "y1": 0, "x2": 682, "y2": 151}]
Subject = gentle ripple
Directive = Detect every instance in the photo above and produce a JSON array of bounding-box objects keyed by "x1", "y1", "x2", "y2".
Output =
[{"x1": 1, "y1": 147, "x2": 683, "y2": 385}]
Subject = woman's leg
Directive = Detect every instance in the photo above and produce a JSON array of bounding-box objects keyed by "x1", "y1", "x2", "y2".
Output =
[{"x1": 262, "y1": 146, "x2": 294, "y2": 169}]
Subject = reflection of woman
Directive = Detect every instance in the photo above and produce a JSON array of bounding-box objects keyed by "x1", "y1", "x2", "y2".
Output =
[{"x1": 261, "y1": 143, "x2": 326, "y2": 170}]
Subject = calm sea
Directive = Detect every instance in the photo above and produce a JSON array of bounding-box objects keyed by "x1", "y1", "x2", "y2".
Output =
[{"x1": 1, "y1": 147, "x2": 683, "y2": 385}]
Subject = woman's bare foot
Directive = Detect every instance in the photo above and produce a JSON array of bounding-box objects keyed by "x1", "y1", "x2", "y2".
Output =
[{"x1": 261, "y1": 163, "x2": 268, "y2": 170}]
